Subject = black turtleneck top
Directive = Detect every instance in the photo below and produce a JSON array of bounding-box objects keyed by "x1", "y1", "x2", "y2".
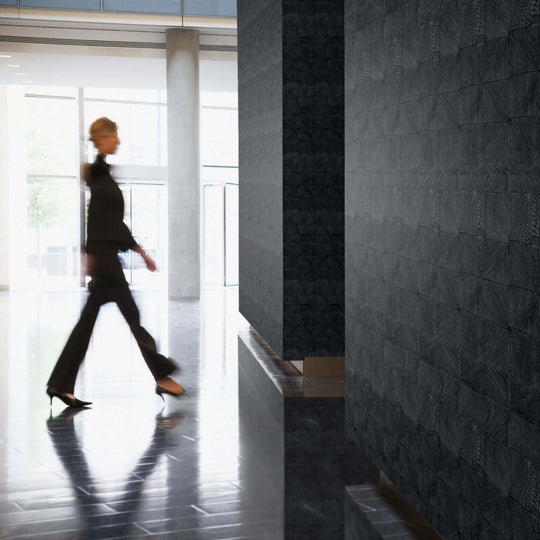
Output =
[{"x1": 85, "y1": 154, "x2": 137, "y2": 255}]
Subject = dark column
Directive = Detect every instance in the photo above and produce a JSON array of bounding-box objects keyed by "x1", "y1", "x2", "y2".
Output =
[{"x1": 238, "y1": 0, "x2": 345, "y2": 363}]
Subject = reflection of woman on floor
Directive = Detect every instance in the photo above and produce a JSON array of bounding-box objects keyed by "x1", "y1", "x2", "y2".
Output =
[
  {"x1": 47, "y1": 117, "x2": 183, "y2": 407},
  {"x1": 47, "y1": 408, "x2": 183, "y2": 536}
]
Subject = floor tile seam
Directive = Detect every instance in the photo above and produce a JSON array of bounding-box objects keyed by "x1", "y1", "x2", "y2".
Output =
[
  {"x1": 2, "y1": 509, "x2": 145, "y2": 529},
  {"x1": 135, "y1": 518, "x2": 280, "y2": 534},
  {"x1": 190, "y1": 504, "x2": 210, "y2": 515},
  {"x1": 0, "y1": 502, "x2": 115, "y2": 519},
  {"x1": 133, "y1": 522, "x2": 152, "y2": 535},
  {"x1": 105, "y1": 493, "x2": 244, "y2": 505},
  {"x1": 136, "y1": 507, "x2": 272, "y2": 524},
  {"x1": 74, "y1": 478, "x2": 148, "y2": 490},
  {"x1": 199, "y1": 499, "x2": 244, "y2": 508},
  {"x1": 80, "y1": 478, "x2": 244, "y2": 491},
  {"x1": 0, "y1": 471, "x2": 65, "y2": 481},
  {"x1": 0, "y1": 490, "x2": 77, "y2": 503},
  {"x1": 0, "y1": 470, "x2": 248, "y2": 494},
  {"x1": 106, "y1": 503, "x2": 201, "y2": 514},
  {"x1": 98, "y1": 503, "x2": 218, "y2": 519},
  {"x1": 2, "y1": 526, "x2": 83, "y2": 539}
]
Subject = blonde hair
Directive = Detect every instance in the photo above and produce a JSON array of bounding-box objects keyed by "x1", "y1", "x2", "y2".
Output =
[{"x1": 89, "y1": 117, "x2": 118, "y2": 146}]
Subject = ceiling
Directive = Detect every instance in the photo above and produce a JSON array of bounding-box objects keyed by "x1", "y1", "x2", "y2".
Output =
[{"x1": 0, "y1": 9, "x2": 237, "y2": 91}]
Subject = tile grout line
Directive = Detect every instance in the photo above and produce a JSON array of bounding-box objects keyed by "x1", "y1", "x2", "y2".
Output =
[
  {"x1": 190, "y1": 504, "x2": 210, "y2": 515},
  {"x1": 134, "y1": 522, "x2": 152, "y2": 535}
]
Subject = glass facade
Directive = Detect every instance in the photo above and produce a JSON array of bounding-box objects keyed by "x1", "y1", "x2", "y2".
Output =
[
  {"x1": 9, "y1": 0, "x2": 236, "y2": 16},
  {"x1": 201, "y1": 106, "x2": 238, "y2": 167},
  {"x1": 103, "y1": 0, "x2": 180, "y2": 15},
  {"x1": 26, "y1": 175, "x2": 80, "y2": 287},
  {"x1": 20, "y1": 0, "x2": 101, "y2": 9},
  {"x1": 200, "y1": 90, "x2": 239, "y2": 287},
  {"x1": 17, "y1": 83, "x2": 239, "y2": 290},
  {"x1": 26, "y1": 95, "x2": 78, "y2": 176},
  {"x1": 184, "y1": 0, "x2": 236, "y2": 17},
  {"x1": 84, "y1": 100, "x2": 167, "y2": 167},
  {"x1": 24, "y1": 93, "x2": 80, "y2": 288}
]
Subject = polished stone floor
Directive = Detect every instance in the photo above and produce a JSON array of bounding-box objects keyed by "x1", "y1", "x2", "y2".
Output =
[{"x1": 0, "y1": 287, "x2": 279, "y2": 539}]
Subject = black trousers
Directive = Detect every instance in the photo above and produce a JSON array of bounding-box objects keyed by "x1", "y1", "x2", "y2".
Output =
[{"x1": 47, "y1": 254, "x2": 177, "y2": 394}]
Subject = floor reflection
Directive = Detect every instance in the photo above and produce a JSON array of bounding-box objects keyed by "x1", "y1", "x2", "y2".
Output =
[
  {"x1": 0, "y1": 287, "x2": 371, "y2": 539},
  {"x1": 0, "y1": 288, "x2": 278, "y2": 539},
  {"x1": 46, "y1": 408, "x2": 183, "y2": 538}
]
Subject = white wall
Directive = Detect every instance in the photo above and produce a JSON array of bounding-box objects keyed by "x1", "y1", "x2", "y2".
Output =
[
  {"x1": 0, "y1": 86, "x2": 8, "y2": 289},
  {"x1": 0, "y1": 85, "x2": 27, "y2": 290}
]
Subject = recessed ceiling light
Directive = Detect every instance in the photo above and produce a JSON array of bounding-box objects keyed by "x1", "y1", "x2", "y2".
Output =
[
  {"x1": 23, "y1": 81, "x2": 34, "y2": 84},
  {"x1": 8, "y1": 64, "x2": 20, "y2": 68},
  {"x1": 16, "y1": 73, "x2": 27, "y2": 76},
  {"x1": 0, "y1": 55, "x2": 12, "y2": 58}
]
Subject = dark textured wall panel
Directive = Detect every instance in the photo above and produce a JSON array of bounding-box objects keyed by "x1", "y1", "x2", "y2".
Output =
[
  {"x1": 345, "y1": 1, "x2": 540, "y2": 538},
  {"x1": 238, "y1": 0, "x2": 284, "y2": 356},
  {"x1": 282, "y1": 0, "x2": 345, "y2": 360},
  {"x1": 239, "y1": 0, "x2": 345, "y2": 360}
]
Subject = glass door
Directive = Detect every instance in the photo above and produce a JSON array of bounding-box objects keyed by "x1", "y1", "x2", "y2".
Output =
[
  {"x1": 202, "y1": 182, "x2": 238, "y2": 287},
  {"x1": 225, "y1": 183, "x2": 238, "y2": 286},
  {"x1": 203, "y1": 184, "x2": 225, "y2": 286},
  {"x1": 118, "y1": 183, "x2": 167, "y2": 287}
]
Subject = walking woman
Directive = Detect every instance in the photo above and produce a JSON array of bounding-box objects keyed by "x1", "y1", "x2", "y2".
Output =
[{"x1": 46, "y1": 117, "x2": 184, "y2": 407}]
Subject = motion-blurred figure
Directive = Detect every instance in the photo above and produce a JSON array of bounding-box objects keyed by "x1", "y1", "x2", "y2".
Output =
[{"x1": 46, "y1": 117, "x2": 184, "y2": 407}]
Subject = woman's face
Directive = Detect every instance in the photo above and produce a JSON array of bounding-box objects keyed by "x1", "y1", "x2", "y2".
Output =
[{"x1": 96, "y1": 130, "x2": 120, "y2": 155}]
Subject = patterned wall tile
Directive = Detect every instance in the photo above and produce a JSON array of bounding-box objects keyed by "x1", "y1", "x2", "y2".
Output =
[
  {"x1": 239, "y1": 0, "x2": 345, "y2": 360},
  {"x1": 345, "y1": 0, "x2": 540, "y2": 537},
  {"x1": 238, "y1": 0, "x2": 284, "y2": 356}
]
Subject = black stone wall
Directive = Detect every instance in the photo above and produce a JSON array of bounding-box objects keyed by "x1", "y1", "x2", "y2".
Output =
[
  {"x1": 238, "y1": 0, "x2": 284, "y2": 356},
  {"x1": 282, "y1": 0, "x2": 345, "y2": 359},
  {"x1": 239, "y1": 0, "x2": 345, "y2": 360},
  {"x1": 345, "y1": 1, "x2": 540, "y2": 539}
]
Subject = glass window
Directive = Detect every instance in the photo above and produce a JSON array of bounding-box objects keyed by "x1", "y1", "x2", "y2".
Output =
[
  {"x1": 130, "y1": 184, "x2": 167, "y2": 286},
  {"x1": 115, "y1": 184, "x2": 167, "y2": 287},
  {"x1": 104, "y1": 0, "x2": 180, "y2": 14},
  {"x1": 84, "y1": 100, "x2": 166, "y2": 166},
  {"x1": 201, "y1": 106, "x2": 238, "y2": 167},
  {"x1": 201, "y1": 91, "x2": 237, "y2": 108},
  {"x1": 20, "y1": 0, "x2": 100, "y2": 9},
  {"x1": 201, "y1": 165, "x2": 237, "y2": 184},
  {"x1": 0, "y1": 1, "x2": 17, "y2": 6},
  {"x1": 183, "y1": 0, "x2": 236, "y2": 17},
  {"x1": 103, "y1": 0, "x2": 181, "y2": 15},
  {"x1": 225, "y1": 183, "x2": 238, "y2": 286},
  {"x1": 26, "y1": 177, "x2": 80, "y2": 287},
  {"x1": 203, "y1": 185, "x2": 224, "y2": 286},
  {"x1": 26, "y1": 96, "x2": 78, "y2": 177},
  {"x1": 26, "y1": 86, "x2": 77, "y2": 98},
  {"x1": 85, "y1": 87, "x2": 164, "y2": 103},
  {"x1": 159, "y1": 106, "x2": 168, "y2": 167}
]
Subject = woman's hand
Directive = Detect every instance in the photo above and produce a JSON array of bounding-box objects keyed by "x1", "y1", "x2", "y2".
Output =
[
  {"x1": 133, "y1": 245, "x2": 157, "y2": 272},
  {"x1": 143, "y1": 253, "x2": 157, "y2": 272}
]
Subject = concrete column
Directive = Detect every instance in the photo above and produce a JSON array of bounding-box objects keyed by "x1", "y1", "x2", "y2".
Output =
[{"x1": 166, "y1": 28, "x2": 200, "y2": 299}]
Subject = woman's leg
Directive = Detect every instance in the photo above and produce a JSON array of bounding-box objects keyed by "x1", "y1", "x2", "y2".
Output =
[
  {"x1": 47, "y1": 291, "x2": 104, "y2": 394},
  {"x1": 113, "y1": 287, "x2": 178, "y2": 380}
]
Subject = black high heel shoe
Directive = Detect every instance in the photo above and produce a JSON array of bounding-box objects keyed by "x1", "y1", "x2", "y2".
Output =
[
  {"x1": 47, "y1": 388, "x2": 92, "y2": 408},
  {"x1": 155, "y1": 385, "x2": 185, "y2": 401}
]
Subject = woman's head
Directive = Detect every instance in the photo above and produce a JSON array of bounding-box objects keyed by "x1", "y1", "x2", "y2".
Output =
[{"x1": 89, "y1": 117, "x2": 120, "y2": 155}]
